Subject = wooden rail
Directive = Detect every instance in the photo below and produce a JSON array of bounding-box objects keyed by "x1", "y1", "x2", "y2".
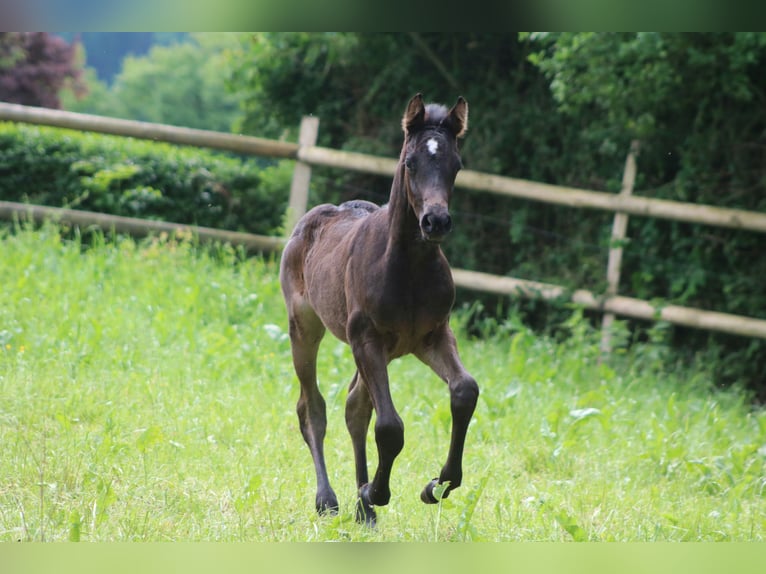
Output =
[
  {"x1": 451, "y1": 269, "x2": 766, "y2": 340},
  {"x1": 0, "y1": 201, "x2": 286, "y2": 254},
  {"x1": 2, "y1": 102, "x2": 766, "y2": 340},
  {"x1": 0, "y1": 102, "x2": 299, "y2": 159},
  {"x1": 455, "y1": 170, "x2": 766, "y2": 234}
]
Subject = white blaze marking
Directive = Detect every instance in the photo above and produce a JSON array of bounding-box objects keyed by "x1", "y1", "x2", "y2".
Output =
[{"x1": 426, "y1": 138, "x2": 439, "y2": 156}]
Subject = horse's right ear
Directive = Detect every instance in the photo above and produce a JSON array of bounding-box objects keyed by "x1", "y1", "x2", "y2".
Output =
[{"x1": 402, "y1": 93, "x2": 425, "y2": 133}]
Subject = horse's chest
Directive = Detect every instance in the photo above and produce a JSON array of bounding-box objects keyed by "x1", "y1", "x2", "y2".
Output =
[{"x1": 370, "y1": 275, "x2": 453, "y2": 348}]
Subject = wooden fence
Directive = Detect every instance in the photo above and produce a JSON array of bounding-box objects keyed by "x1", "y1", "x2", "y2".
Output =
[{"x1": 2, "y1": 101, "x2": 766, "y2": 341}]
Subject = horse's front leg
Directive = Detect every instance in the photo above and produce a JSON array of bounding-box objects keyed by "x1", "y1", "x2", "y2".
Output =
[
  {"x1": 347, "y1": 312, "x2": 404, "y2": 525},
  {"x1": 416, "y1": 324, "x2": 479, "y2": 503}
]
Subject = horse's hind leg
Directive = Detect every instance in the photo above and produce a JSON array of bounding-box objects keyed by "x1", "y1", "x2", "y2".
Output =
[
  {"x1": 287, "y1": 302, "x2": 338, "y2": 514},
  {"x1": 416, "y1": 324, "x2": 479, "y2": 503},
  {"x1": 344, "y1": 370, "x2": 375, "y2": 524}
]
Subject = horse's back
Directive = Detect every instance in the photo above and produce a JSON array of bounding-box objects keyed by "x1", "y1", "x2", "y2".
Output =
[
  {"x1": 288, "y1": 200, "x2": 379, "y2": 246},
  {"x1": 339, "y1": 199, "x2": 380, "y2": 216}
]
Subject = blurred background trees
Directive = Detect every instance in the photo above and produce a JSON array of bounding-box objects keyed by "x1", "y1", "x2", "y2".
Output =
[
  {"x1": 60, "y1": 32, "x2": 243, "y2": 131},
  {"x1": 0, "y1": 32, "x2": 85, "y2": 108}
]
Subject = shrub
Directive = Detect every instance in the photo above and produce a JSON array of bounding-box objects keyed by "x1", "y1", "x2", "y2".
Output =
[{"x1": 0, "y1": 121, "x2": 291, "y2": 235}]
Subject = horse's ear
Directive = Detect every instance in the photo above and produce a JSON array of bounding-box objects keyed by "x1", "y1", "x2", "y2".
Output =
[
  {"x1": 447, "y1": 96, "x2": 468, "y2": 138},
  {"x1": 402, "y1": 93, "x2": 426, "y2": 133}
]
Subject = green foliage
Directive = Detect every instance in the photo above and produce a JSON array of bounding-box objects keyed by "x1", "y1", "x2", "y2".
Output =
[
  {"x1": 111, "y1": 34, "x2": 244, "y2": 132},
  {"x1": 229, "y1": 33, "x2": 364, "y2": 145},
  {"x1": 0, "y1": 122, "x2": 291, "y2": 235},
  {"x1": 64, "y1": 33, "x2": 244, "y2": 133},
  {"x1": 59, "y1": 66, "x2": 120, "y2": 117},
  {"x1": 56, "y1": 32, "x2": 175, "y2": 84},
  {"x1": 1, "y1": 226, "x2": 765, "y2": 541}
]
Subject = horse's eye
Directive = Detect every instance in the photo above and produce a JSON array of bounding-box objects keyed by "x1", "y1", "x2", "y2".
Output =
[{"x1": 405, "y1": 156, "x2": 417, "y2": 172}]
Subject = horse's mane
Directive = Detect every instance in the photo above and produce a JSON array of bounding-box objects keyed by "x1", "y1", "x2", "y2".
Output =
[{"x1": 423, "y1": 103, "x2": 449, "y2": 127}]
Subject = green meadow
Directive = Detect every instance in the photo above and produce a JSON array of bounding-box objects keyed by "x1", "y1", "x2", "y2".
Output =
[{"x1": 1, "y1": 224, "x2": 765, "y2": 541}]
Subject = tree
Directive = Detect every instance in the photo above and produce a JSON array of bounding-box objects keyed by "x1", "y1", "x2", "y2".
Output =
[
  {"x1": 60, "y1": 65, "x2": 121, "y2": 118},
  {"x1": 65, "y1": 34, "x2": 245, "y2": 132},
  {"x1": 524, "y1": 32, "x2": 766, "y2": 203},
  {"x1": 77, "y1": 32, "x2": 165, "y2": 83},
  {"x1": 108, "y1": 33, "x2": 244, "y2": 131},
  {"x1": 0, "y1": 32, "x2": 85, "y2": 109}
]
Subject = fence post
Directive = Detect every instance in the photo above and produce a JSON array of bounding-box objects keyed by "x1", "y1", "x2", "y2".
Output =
[
  {"x1": 600, "y1": 140, "x2": 640, "y2": 354},
  {"x1": 285, "y1": 115, "x2": 320, "y2": 236}
]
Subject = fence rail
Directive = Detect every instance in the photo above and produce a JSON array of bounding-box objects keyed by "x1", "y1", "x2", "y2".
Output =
[
  {"x1": 2, "y1": 102, "x2": 766, "y2": 340},
  {"x1": 451, "y1": 269, "x2": 766, "y2": 339},
  {"x1": 0, "y1": 102, "x2": 300, "y2": 158},
  {"x1": 0, "y1": 201, "x2": 285, "y2": 253}
]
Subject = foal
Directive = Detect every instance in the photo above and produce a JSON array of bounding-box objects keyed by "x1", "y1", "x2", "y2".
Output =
[{"x1": 279, "y1": 94, "x2": 479, "y2": 525}]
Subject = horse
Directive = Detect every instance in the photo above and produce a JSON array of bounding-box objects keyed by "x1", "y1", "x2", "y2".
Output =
[{"x1": 279, "y1": 93, "x2": 479, "y2": 526}]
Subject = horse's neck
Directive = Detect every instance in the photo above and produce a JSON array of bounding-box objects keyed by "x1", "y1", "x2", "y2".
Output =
[
  {"x1": 386, "y1": 163, "x2": 420, "y2": 249},
  {"x1": 384, "y1": 166, "x2": 443, "y2": 272}
]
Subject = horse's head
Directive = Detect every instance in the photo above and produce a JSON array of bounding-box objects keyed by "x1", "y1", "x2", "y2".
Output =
[{"x1": 401, "y1": 93, "x2": 468, "y2": 243}]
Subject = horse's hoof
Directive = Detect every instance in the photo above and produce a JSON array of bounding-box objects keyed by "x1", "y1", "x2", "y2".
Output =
[
  {"x1": 420, "y1": 478, "x2": 454, "y2": 504},
  {"x1": 316, "y1": 503, "x2": 339, "y2": 516},
  {"x1": 316, "y1": 492, "x2": 339, "y2": 515},
  {"x1": 356, "y1": 484, "x2": 377, "y2": 527},
  {"x1": 420, "y1": 478, "x2": 440, "y2": 504}
]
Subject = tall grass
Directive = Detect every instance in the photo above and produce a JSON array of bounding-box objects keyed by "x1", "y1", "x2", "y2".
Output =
[{"x1": 1, "y1": 224, "x2": 764, "y2": 541}]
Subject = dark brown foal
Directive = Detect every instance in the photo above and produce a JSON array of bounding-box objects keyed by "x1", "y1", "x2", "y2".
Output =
[{"x1": 279, "y1": 93, "x2": 479, "y2": 526}]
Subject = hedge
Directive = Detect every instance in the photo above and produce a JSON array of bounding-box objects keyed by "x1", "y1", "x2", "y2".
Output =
[{"x1": 0, "y1": 121, "x2": 293, "y2": 236}]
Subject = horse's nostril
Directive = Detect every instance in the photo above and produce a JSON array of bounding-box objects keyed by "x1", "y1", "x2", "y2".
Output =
[
  {"x1": 421, "y1": 212, "x2": 452, "y2": 238},
  {"x1": 422, "y1": 214, "x2": 434, "y2": 234}
]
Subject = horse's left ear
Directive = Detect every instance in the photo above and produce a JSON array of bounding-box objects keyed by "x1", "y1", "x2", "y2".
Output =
[{"x1": 447, "y1": 96, "x2": 468, "y2": 138}]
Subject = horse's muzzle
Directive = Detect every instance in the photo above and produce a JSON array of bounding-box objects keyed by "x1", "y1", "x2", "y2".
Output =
[{"x1": 420, "y1": 209, "x2": 453, "y2": 242}]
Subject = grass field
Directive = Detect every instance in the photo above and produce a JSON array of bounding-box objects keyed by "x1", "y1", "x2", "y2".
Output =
[{"x1": 1, "y1": 224, "x2": 765, "y2": 541}]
